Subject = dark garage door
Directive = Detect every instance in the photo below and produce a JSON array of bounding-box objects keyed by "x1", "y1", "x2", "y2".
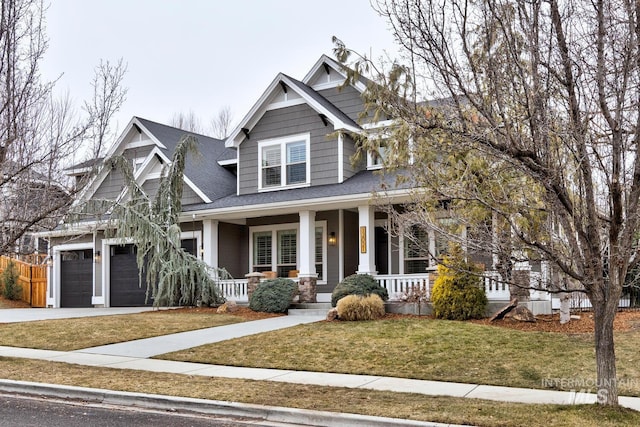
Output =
[
  {"x1": 110, "y1": 244, "x2": 151, "y2": 307},
  {"x1": 109, "y1": 240, "x2": 199, "y2": 307},
  {"x1": 60, "y1": 249, "x2": 93, "y2": 308}
]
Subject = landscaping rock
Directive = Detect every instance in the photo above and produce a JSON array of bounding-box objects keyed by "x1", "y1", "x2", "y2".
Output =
[
  {"x1": 326, "y1": 308, "x2": 338, "y2": 321},
  {"x1": 490, "y1": 298, "x2": 518, "y2": 322},
  {"x1": 217, "y1": 301, "x2": 239, "y2": 314},
  {"x1": 507, "y1": 305, "x2": 536, "y2": 322}
]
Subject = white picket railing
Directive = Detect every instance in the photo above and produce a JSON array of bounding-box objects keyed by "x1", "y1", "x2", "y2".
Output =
[
  {"x1": 216, "y1": 279, "x2": 249, "y2": 302},
  {"x1": 216, "y1": 271, "x2": 555, "y2": 304},
  {"x1": 374, "y1": 274, "x2": 431, "y2": 301}
]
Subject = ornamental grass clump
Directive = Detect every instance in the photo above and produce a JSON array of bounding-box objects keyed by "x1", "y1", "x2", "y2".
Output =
[
  {"x1": 336, "y1": 294, "x2": 386, "y2": 321},
  {"x1": 249, "y1": 278, "x2": 298, "y2": 313},
  {"x1": 331, "y1": 274, "x2": 389, "y2": 307},
  {"x1": 430, "y1": 247, "x2": 487, "y2": 320}
]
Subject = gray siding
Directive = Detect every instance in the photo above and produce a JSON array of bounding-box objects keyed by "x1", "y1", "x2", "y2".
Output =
[
  {"x1": 141, "y1": 179, "x2": 161, "y2": 199},
  {"x1": 219, "y1": 222, "x2": 248, "y2": 278},
  {"x1": 342, "y1": 134, "x2": 362, "y2": 180},
  {"x1": 182, "y1": 185, "x2": 204, "y2": 205},
  {"x1": 318, "y1": 85, "x2": 367, "y2": 124},
  {"x1": 93, "y1": 169, "x2": 125, "y2": 200},
  {"x1": 238, "y1": 104, "x2": 339, "y2": 195}
]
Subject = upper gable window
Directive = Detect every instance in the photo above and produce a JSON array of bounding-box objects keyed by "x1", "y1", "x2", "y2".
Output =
[
  {"x1": 367, "y1": 137, "x2": 388, "y2": 169},
  {"x1": 258, "y1": 133, "x2": 310, "y2": 190}
]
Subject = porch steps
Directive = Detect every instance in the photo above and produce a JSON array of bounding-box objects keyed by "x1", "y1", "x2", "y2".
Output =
[{"x1": 288, "y1": 303, "x2": 332, "y2": 317}]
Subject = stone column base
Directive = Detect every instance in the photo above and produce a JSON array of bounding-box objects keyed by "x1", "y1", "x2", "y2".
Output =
[
  {"x1": 245, "y1": 272, "x2": 264, "y2": 300},
  {"x1": 298, "y1": 276, "x2": 317, "y2": 303}
]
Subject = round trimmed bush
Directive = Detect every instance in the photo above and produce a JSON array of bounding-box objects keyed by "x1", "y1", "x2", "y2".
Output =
[
  {"x1": 336, "y1": 294, "x2": 386, "y2": 321},
  {"x1": 249, "y1": 278, "x2": 297, "y2": 313},
  {"x1": 430, "y1": 250, "x2": 487, "y2": 320},
  {"x1": 331, "y1": 274, "x2": 389, "y2": 307}
]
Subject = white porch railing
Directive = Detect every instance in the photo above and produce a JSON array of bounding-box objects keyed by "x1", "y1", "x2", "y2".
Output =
[
  {"x1": 375, "y1": 274, "x2": 431, "y2": 301},
  {"x1": 216, "y1": 279, "x2": 249, "y2": 302}
]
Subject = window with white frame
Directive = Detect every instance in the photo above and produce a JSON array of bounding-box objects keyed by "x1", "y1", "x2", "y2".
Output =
[
  {"x1": 404, "y1": 225, "x2": 430, "y2": 274},
  {"x1": 277, "y1": 229, "x2": 297, "y2": 277},
  {"x1": 367, "y1": 137, "x2": 388, "y2": 169},
  {"x1": 250, "y1": 222, "x2": 326, "y2": 282},
  {"x1": 259, "y1": 134, "x2": 310, "y2": 190}
]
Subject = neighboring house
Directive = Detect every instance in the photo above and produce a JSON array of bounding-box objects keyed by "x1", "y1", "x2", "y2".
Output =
[
  {"x1": 1, "y1": 160, "x2": 69, "y2": 257},
  {"x1": 42, "y1": 54, "x2": 548, "y2": 309}
]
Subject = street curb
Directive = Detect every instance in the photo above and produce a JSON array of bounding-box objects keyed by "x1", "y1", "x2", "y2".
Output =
[{"x1": 0, "y1": 379, "x2": 469, "y2": 427}]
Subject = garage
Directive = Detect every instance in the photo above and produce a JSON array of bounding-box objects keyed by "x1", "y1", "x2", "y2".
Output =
[
  {"x1": 109, "y1": 244, "x2": 151, "y2": 307},
  {"x1": 60, "y1": 249, "x2": 93, "y2": 308},
  {"x1": 108, "y1": 240, "x2": 200, "y2": 307}
]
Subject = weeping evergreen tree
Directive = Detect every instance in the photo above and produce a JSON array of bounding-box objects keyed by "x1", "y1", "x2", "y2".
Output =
[{"x1": 93, "y1": 135, "x2": 226, "y2": 307}]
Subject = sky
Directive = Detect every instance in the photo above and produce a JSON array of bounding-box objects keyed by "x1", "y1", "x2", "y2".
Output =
[{"x1": 40, "y1": 0, "x2": 399, "y2": 137}]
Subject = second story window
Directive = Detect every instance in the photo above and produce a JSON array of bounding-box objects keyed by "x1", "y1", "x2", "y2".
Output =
[
  {"x1": 367, "y1": 137, "x2": 388, "y2": 169},
  {"x1": 259, "y1": 133, "x2": 310, "y2": 190}
]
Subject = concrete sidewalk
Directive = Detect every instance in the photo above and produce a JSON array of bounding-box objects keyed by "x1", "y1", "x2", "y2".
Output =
[
  {"x1": 77, "y1": 315, "x2": 325, "y2": 358},
  {"x1": 0, "y1": 307, "x2": 156, "y2": 323},
  {"x1": 1, "y1": 343, "x2": 640, "y2": 411}
]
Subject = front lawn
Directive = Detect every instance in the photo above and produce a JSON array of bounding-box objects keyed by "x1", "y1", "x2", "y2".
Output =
[
  {"x1": 160, "y1": 316, "x2": 640, "y2": 396},
  {"x1": 0, "y1": 309, "x2": 249, "y2": 351}
]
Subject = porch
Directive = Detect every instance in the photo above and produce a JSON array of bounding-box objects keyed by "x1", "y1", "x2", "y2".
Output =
[{"x1": 214, "y1": 270, "x2": 552, "y2": 305}]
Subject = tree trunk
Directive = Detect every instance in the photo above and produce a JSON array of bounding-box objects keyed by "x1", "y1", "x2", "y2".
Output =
[
  {"x1": 593, "y1": 300, "x2": 618, "y2": 405},
  {"x1": 559, "y1": 292, "x2": 571, "y2": 324}
]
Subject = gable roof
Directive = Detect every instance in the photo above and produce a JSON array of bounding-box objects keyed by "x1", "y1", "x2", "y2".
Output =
[
  {"x1": 225, "y1": 56, "x2": 364, "y2": 148},
  {"x1": 80, "y1": 117, "x2": 237, "y2": 206}
]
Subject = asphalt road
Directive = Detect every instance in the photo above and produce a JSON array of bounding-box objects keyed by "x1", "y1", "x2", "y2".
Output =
[{"x1": 0, "y1": 393, "x2": 286, "y2": 427}]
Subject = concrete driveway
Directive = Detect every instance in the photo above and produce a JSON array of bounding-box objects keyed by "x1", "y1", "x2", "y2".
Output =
[{"x1": 0, "y1": 307, "x2": 157, "y2": 323}]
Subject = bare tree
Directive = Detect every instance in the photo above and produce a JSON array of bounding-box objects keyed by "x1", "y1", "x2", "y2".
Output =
[
  {"x1": 0, "y1": 0, "x2": 126, "y2": 255},
  {"x1": 84, "y1": 58, "x2": 128, "y2": 159},
  {"x1": 336, "y1": 0, "x2": 640, "y2": 406},
  {"x1": 209, "y1": 105, "x2": 233, "y2": 139},
  {"x1": 170, "y1": 110, "x2": 202, "y2": 133}
]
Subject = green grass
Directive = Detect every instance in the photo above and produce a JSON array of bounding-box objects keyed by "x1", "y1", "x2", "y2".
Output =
[{"x1": 160, "y1": 318, "x2": 640, "y2": 396}]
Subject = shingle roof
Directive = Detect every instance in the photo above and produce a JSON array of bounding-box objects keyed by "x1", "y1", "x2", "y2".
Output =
[
  {"x1": 183, "y1": 169, "x2": 411, "y2": 212},
  {"x1": 135, "y1": 117, "x2": 237, "y2": 203}
]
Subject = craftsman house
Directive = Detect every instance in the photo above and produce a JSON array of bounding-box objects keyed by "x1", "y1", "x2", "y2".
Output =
[{"x1": 43, "y1": 55, "x2": 538, "y2": 308}]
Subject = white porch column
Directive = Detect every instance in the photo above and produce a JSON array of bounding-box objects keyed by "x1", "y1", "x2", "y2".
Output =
[
  {"x1": 298, "y1": 210, "x2": 317, "y2": 277},
  {"x1": 356, "y1": 205, "x2": 377, "y2": 274},
  {"x1": 202, "y1": 219, "x2": 219, "y2": 270}
]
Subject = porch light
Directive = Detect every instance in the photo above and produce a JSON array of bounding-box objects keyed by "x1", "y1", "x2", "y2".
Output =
[
  {"x1": 328, "y1": 232, "x2": 337, "y2": 246},
  {"x1": 94, "y1": 250, "x2": 101, "y2": 263}
]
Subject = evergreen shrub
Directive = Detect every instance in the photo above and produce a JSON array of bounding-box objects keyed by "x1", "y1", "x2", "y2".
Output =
[
  {"x1": 336, "y1": 294, "x2": 386, "y2": 321},
  {"x1": 331, "y1": 274, "x2": 389, "y2": 307},
  {"x1": 1, "y1": 261, "x2": 22, "y2": 301},
  {"x1": 430, "y1": 247, "x2": 487, "y2": 320},
  {"x1": 249, "y1": 278, "x2": 297, "y2": 313}
]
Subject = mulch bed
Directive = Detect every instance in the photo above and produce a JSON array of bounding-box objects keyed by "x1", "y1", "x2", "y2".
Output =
[{"x1": 471, "y1": 310, "x2": 640, "y2": 334}]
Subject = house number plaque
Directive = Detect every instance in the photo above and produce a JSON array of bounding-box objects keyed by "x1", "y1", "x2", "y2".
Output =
[{"x1": 360, "y1": 226, "x2": 366, "y2": 253}]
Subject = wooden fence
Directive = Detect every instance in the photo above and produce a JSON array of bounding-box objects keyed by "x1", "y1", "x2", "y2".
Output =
[{"x1": 0, "y1": 256, "x2": 47, "y2": 307}]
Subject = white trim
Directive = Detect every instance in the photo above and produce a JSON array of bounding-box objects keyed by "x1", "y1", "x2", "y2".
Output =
[
  {"x1": 265, "y1": 98, "x2": 306, "y2": 111},
  {"x1": 337, "y1": 133, "x2": 344, "y2": 183},
  {"x1": 302, "y1": 55, "x2": 367, "y2": 93},
  {"x1": 248, "y1": 221, "x2": 327, "y2": 284},
  {"x1": 217, "y1": 158, "x2": 237, "y2": 166},
  {"x1": 258, "y1": 133, "x2": 311, "y2": 190},
  {"x1": 180, "y1": 230, "x2": 202, "y2": 260},
  {"x1": 125, "y1": 139, "x2": 157, "y2": 150},
  {"x1": 102, "y1": 237, "x2": 135, "y2": 308},
  {"x1": 338, "y1": 209, "x2": 344, "y2": 282},
  {"x1": 52, "y1": 243, "x2": 94, "y2": 308},
  {"x1": 362, "y1": 119, "x2": 396, "y2": 130},
  {"x1": 310, "y1": 80, "x2": 346, "y2": 91}
]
